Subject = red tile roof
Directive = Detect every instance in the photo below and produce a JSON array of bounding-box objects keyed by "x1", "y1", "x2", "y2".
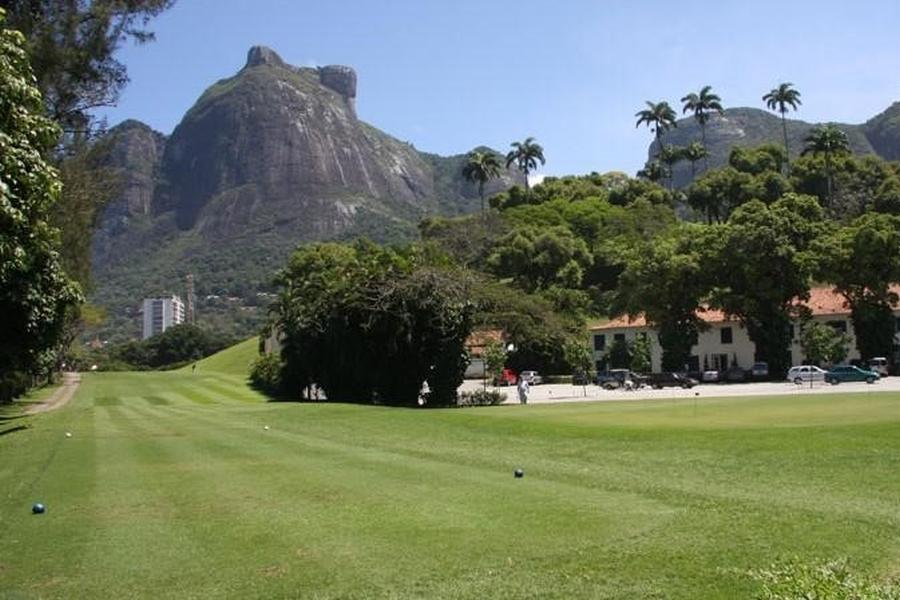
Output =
[{"x1": 591, "y1": 285, "x2": 900, "y2": 331}]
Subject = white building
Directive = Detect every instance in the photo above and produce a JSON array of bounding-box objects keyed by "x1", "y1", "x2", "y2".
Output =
[
  {"x1": 591, "y1": 286, "x2": 900, "y2": 374},
  {"x1": 141, "y1": 295, "x2": 185, "y2": 340}
]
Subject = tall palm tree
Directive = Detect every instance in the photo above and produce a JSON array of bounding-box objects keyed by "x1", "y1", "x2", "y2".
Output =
[
  {"x1": 635, "y1": 101, "x2": 677, "y2": 157},
  {"x1": 505, "y1": 137, "x2": 545, "y2": 190},
  {"x1": 802, "y1": 123, "x2": 851, "y2": 207},
  {"x1": 681, "y1": 85, "x2": 724, "y2": 172},
  {"x1": 462, "y1": 150, "x2": 502, "y2": 217},
  {"x1": 682, "y1": 141, "x2": 708, "y2": 180},
  {"x1": 763, "y1": 82, "x2": 802, "y2": 170},
  {"x1": 658, "y1": 145, "x2": 683, "y2": 190}
]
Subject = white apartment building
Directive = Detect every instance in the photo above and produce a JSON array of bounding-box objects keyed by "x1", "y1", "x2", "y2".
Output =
[
  {"x1": 591, "y1": 286, "x2": 900, "y2": 374},
  {"x1": 141, "y1": 295, "x2": 185, "y2": 340}
]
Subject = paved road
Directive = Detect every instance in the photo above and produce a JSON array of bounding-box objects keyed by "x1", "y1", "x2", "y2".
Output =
[{"x1": 460, "y1": 376, "x2": 900, "y2": 405}]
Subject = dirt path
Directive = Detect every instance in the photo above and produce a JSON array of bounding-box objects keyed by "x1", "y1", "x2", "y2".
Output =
[{"x1": 25, "y1": 372, "x2": 81, "y2": 415}]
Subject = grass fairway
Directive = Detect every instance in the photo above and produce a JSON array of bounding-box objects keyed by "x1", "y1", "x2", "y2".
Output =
[{"x1": 3, "y1": 359, "x2": 900, "y2": 597}]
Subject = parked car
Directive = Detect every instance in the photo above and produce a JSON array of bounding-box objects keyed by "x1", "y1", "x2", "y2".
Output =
[
  {"x1": 824, "y1": 365, "x2": 880, "y2": 385},
  {"x1": 492, "y1": 368, "x2": 517, "y2": 386},
  {"x1": 572, "y1": 370, "x2": 592, "y2": 386},
  {"x1": 786, "y1": 365, "x2": 827, "y2": 384},
  {"x1": 751, "y1": 362, "x2": 769, "y2": 379},
  {"x1": 597, "y1": 369, "x2": 647, "y2": 390},
  {"x1": 701, "y1": 369, "x2": 721, "y2": 383},
  {"x1": 519, "y1": 370, "x2": 543, "y2": 385},
  {"x1": 648, "y1": 372, "x2": 698, "y2": 389},
  {"x1": 868, "y1": 357, "x2": 889, "y2": 377},
  {"x1": 724, "y1": 365, "x2": 747, "y2": 383}
]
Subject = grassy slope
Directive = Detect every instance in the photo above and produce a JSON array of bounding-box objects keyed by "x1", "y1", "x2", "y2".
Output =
[
  {"x1": 2, "y1": 369, "x2": 900, "y2": 598},
  {"x1": 183, "y1": 336, "x2": 260, "y2": 377}
]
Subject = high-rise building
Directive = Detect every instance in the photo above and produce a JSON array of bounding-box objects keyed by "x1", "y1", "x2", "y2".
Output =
[{"x1": 141, "y1": 295, "x2": 185, "y2": 340}]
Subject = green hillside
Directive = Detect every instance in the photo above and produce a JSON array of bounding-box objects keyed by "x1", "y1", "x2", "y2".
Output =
[{"x1": 182, "y1": 336, "x2": 260, "y2": 377}]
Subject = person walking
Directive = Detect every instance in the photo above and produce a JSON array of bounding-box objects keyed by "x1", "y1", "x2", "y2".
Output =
[{"x1": 516, "y1": 376, "x2": 529, "y2": 405}]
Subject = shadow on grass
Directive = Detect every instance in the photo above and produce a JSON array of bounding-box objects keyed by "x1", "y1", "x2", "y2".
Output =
[{"x1": 0, "y1": 424, "x2": 30, "y2": 436}]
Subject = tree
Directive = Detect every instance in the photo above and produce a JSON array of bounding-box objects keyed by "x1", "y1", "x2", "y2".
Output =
[
  {"x1": 272, "y1": 242, "x2": 477, "y2": 406},
  {"x1": 681, "y1": 85, "x2": 724, "y2": 172},
  {"x1": 606, "y1": 338, "x2": 631, "y2": 369},
  {"x1": 483, "y1": 341, "x2": 508, "y2": 387},
  {"x1": 1, "y1": 0, "x2": 175, "y2": 133},
  {"x1": 0, "y1": 10, "x2": 82, "y2": 401},
  {"x1": 709, "y1": 195, "x2": 825, "y2": 378},
  {"x1": 799, "y1": 320, "x2": 849, "y2": 366},
  {"x1": 505, "y1": 137, "x2": 545, "y2": 190},
  {"x1": 657, "y1": 145, "x2": 683, "y2": 190},
  {"x1": 815, "y1": 213, "x2": 900, "y2": 366},
  {"x1": 612, "y1": 225, "x2": 714, "y2": 371},
  {"x1": 682, "y1": 141, "x2": 709, "y2": 180},
  {"x1": 629, "y1": 335, "x2": 652, "y2": 373},
  {"x1": 635, "y1": 101, "x2": 677, "y2": 157},
  {"x1": 763, "y1": 82, "x2": 802, "y2": 171},
  {"x1": 801, "y1": 124, "x2": 851, "y2": 207},
  {"x1": 637, "y1": 160, "x2": 669, "y2": 185},
  {"x1": 487, "y1": 226, "x2": 593, "y2": 293},
  {"x1": 462, "y1": 150, "x2": 502, "y2": 217}
]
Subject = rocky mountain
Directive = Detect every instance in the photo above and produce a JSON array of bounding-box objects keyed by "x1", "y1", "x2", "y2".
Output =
[
  {"x1": 91, "y1": 46, "x2": 522, "y2": 341},
  {"x1": 650, "y1": 106, "x2": 900, "y2": 188}
]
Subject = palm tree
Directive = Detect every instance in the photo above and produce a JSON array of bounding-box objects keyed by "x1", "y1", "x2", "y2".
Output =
[
  {"x1": 681, "y1": 85, "x2": 724, "y2": 172},
  {"x1": 462, "y1": 150, "x2": 502, "y2": 217},
  {"x1": 505, "y1": 137, "x2": 545, "y2": 190},
  {"x1": 763, "y1": 82, "x2": 802, "y2": 170},
  {"x1": 637, "y1": 160, "x2": 669, "y2": 185},
  {"x1": 802, "y1": 123, "x2": 851, "y2": 206},
  {"x1": 682, "y1": 141, "x2": 708, "y2": 180},
  {"x1": 635, "y1": 101, "x2": 677, "y2": 157},
  {"x1": 658, "y1": 145, "x2": 684, "y2": 190}
]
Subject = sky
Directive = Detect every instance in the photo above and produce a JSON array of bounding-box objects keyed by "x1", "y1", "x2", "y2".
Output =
[{"x1": 98, "y1": 0, "x2": 900, "y2": 177}]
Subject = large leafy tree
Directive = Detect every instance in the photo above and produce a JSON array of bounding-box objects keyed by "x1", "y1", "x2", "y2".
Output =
[
  {"x1": 657, "y1": 144, "x2": 683, "y2": 190},
  {"x1": 462, "y1": 150, "x2": 502, "y2": 217},
  {"x1": 505, "y1": 137, "x2": 545, "y2": 190},
  {"x1": 801, "y1": 123, "x2": 851, "y2": 207},
  {"x1": 637, "y1": 160, "x2": 668, "y2": 185},
  {"x1": 709, "y1": 194, "x2": 825, "y2": 377},
  {"x1": 272, "y1": 242, "x2": 476, "y2": 406},
  {"x1": 487, "y1": 226, "x2": 593, "y2": 293},
  {"x1": 1, "y1": 0, "x2": 175, "y2": 133},
  {"x1": 613, "y1": 224, "x2": 716, "y2": 371},
  {"x1": 763, "y1": 82, "x2": 802, "y2": 170},
  {"x1": 680, "y1": 85, "x2": 724, "y2": 172},
  {"x1": 0, "y1": 10, "x2": 82, "y2": 400},
  {"x1": 635, "y1": 101, "x2": 677, "y2": 157},
  {"x1": 815, "y1": 213, "x2": 900, "y2": 366}
]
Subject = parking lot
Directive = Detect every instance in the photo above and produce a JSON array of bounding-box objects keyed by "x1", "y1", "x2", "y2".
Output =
[{"x1": 459, "y1": 376, "x2": 900, "y2": 405}]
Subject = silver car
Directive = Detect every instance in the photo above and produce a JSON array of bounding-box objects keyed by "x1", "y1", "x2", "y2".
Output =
[{"x1": 786, "y1": 365, "x2": 827, "y2": 384}]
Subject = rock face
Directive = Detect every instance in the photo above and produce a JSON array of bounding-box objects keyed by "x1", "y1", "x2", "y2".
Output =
[
  {"x1": 647, "y1": 107, "x2": 899, "y2": 188},
  {"x1": 91, "y1": 46, "x2": 523, "y2": 341}
]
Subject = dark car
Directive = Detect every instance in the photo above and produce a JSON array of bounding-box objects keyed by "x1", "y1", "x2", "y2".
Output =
[
  {"x1": 648, "y1": 372, "x2": 698, "y2": 389},
  {"x1": 824, "y1": 365, "x2": 880, "y2": 384}
]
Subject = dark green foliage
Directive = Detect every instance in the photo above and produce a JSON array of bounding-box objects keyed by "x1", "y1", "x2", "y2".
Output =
[
  {"x1": 729, "y1": 144, "x2": 787, "y2": 175},
  {"x1": 0, "y1": 13, "x2": 82, "y2": 401},
  {"x1": 686, "y1": 166, "x2": 788, "y2": 224},
  {"x1": 505, "y1": 137, "x2": 545, "y2": 188},
  {"x1": 487, "y1": 226, "x2": 593, "y2": 292},
  {"x1": 815, "y1": 212, "x2": 900, "y2": 365},
  {"x1": 418, "y1": 213, "x2": 509, "y2": 268},
  {"x1": 1, "y1": 0, "x2": 174, "y2": 132},
  {"x1": 799, "y1": 320, "x2": 850, "y2": 366},
  {"x1": 113, "y1": 324, "x2": 232, "y2": 369},
  {"x1": 249, "y1": 353, "x2": 284, "y2": 395},
  {"x1": 606, "y1": 338, "x2": 631, "y2": 369},
  {"x1": 709, "y1": 195, "x2": 826, "y2": 377},
  {"x1": 462, "y1": 150, "x2": 502, "y2": 216},
  {"x1": 629, "y1": 335, "x2": 652, "y2": 373},
  {"x1": 272, "y1": 241, "x2": 476, "y2": 406},
  {"x1": 456, "y1": 389, "x2": 506, "y2": 407},
  {"x1": 636, "y1": 100, "x2": 678, "y2": 156}
]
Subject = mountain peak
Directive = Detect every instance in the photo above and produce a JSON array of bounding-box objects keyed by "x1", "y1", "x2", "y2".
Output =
[{"x1": 245, "y1": 45, "x2": 286, "y2": 69}]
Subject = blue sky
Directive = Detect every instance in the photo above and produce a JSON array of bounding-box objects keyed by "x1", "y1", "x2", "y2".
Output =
[{"x1": 99, "y1": 0, "x2": 900, "y2": 177}]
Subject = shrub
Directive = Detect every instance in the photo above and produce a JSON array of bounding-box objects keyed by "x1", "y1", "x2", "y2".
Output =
[
  {"x1": 749, "y1": 558, "x2": 900, "y2": 599},
  {"x1": 250, "y1": 353, "x2": 283, "y2": 395},
  {"x1": 456, "y1": 389, "x2": 507, "y2": 407}
]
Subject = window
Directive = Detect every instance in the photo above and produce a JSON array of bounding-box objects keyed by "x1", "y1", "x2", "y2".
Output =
[
  {"x1": 614, "y1": 333, "x2": 626, "y2": 342},
  {"x1": 594, "y1": 334, "x2": 606, "y2": 351},
  {"x1": 827, "y1": 320, "x2": 847, "y2": 333},
  {"x1": 720, "y1": 327, "x2": 733, "y2": 344}
]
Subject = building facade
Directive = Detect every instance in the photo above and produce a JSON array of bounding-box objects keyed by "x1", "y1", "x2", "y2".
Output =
[
  {"x1": 591, "y1": 286, "x2": 900, "y2": 375},
  {"x1": 141, "y1": 295, "x2": 185, "y2": 340}
]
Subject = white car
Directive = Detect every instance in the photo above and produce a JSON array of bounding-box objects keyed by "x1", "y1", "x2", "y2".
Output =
[
  {"x1": 519, "y1": 370, "x2": 543, "y2": 385},
  {"x1": 868, "y1": 357, "x2": 889, "y2": 377},
  {"x1": 786, "y1": 365, "x2": 827, "y2": 384}
]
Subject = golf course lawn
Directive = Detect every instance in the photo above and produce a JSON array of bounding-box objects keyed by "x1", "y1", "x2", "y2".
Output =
[{"x1": 3, "y1": 344, "x2": 900, "y2": 598}]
